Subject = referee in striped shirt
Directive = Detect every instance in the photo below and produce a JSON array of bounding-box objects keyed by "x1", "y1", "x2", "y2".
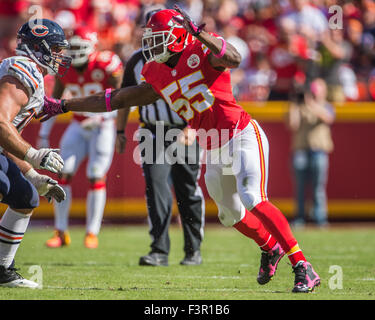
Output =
[{"x1": 116, "y1": 46, "x2": 205, "y2": 266}]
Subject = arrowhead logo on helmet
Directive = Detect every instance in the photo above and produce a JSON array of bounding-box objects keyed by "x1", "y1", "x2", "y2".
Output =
[{"x1": 31, "y1": 25, "x2": 49, "y2": 37}]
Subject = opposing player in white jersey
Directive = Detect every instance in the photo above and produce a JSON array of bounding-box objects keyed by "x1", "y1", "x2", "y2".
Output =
[
  {"x1": 0, "y1": 19, "x2": 70, "y2": 287},
  {"x1": 38, "y1": 26, "x2": 123, "y2": 249}
]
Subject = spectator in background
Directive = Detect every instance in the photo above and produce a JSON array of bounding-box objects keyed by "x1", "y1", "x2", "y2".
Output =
[
  {"x1": 242, "y1": 54, "x2": 276, "y2": 101},
  {"x1": 223, "y1": 17, "x2": 250, "y2": 99},
  {"x1": 283, "y1": 0, "x2": 328, "y2": 39},
  {"x1": 287, "y1": 78, "x2": 335, "y2": 228},
  {"x1": 316, "y1": 29, "x2": 353, "y2": 102},
  {"x1": 215, "y1": 0, "x2": 239, "y2": 31},
  {"x1": 345, "y1": 18, "x2": 373, "y2": 100},
  {"x1": 268, "y1": 17, "x2": 308, "y2": 100},
  {"x1": 0, "y1": 0, "x2": 29, "y2": 60},
  {"x1": 245, "y1": 23, "x2": 274, "y2": 71},
  {"x1": 338, "y1": 64, "x2": 359, "y2": 101},
  {"x1": 166, "y1": 0, "x2": 203, "y2": 23}
]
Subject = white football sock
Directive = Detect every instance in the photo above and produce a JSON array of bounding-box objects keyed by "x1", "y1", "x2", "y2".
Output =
[
  {"x1": 53, "y1": 185, "x2": 72, "y2": 232},
  {"x1": 0, "y1": 208, "x2": 31, "y2": 268},
  {"x1": 86, "y1": 187, "x2": 106, "y2": 235}
]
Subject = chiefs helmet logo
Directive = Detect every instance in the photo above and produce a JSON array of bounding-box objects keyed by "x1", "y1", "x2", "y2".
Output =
[{"x1": 31, "y1": 25, "x2": 49, "y2": 37}]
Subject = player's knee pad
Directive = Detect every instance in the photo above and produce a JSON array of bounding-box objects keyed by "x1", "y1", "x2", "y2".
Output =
[
  {"x1": 5, "y1": 181, "x2": 39, "y2": 209},
  {"x1": 18, "y1": 181, "x2": 39, "y2": 209},
  {"x1": 1, "y1": 159, "x2": 39, "y2": 209}
]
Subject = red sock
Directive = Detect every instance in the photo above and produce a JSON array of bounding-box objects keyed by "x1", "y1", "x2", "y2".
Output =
[
  {"x1": 251, "y1": 201, "x2": 306, "y2": 266},
  {"x1": 233, "y1": 209, "x2": 277, "y2": 251}
]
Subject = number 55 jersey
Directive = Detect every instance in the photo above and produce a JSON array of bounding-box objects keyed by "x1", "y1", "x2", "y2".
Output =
[{"x1": 141, "y1": 35, "x2": 251, "y2": 149}]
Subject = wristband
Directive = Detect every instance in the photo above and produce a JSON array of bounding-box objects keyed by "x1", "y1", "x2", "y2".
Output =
[
  {"x1": 24, "y1": 146, "x2": 37, "y2": 162},
  {"x1": 213, "y1": 38, "x2": 226, "y2": 58},
  {"x1": 24, "y1": 168, "x2": 39, "y2": 180},
  {"x1": 116, "y1": 130, "x2": 125, "y2": 135},
  {"x1": 105, "y1": 88, "x2": 112, "y2": 112}
]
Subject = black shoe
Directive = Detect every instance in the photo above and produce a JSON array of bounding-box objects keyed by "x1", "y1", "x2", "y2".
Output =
[
  {"x1": 139, "y1": 252, "x2": 168, "y2": 266},
  {"x1": 180, "y1": 251, "x2": 202, "y2": 266},
  {"x1": 0, "y1": 264, "x2": 39, "y2": 288}
]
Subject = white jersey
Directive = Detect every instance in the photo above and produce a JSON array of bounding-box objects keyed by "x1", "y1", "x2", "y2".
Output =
[{"x1": 0, "y1": 56, "x2": 44, "y2": 132}]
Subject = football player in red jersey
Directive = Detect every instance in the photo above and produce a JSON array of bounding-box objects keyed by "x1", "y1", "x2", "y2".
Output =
[
  {"x1": 40, "y1": 7, "x2": 320, "y2": 293},
  {"x1": 38, "y1": 25, "x2": 123, "y2": 249}
]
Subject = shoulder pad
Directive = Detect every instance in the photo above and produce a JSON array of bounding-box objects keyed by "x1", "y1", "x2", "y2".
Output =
[{"x1": 7, "y1": 57, "x2": 41, "y2": 96}]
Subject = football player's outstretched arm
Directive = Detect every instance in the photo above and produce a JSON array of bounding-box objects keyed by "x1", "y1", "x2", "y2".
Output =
[{"x1": 41, "y1": 82, "x2": 160, "y2": 119}]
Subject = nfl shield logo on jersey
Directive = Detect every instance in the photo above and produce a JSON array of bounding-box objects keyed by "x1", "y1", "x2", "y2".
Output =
[{"x1": 187, "y1": 54, "x2": 200, "y2": 69}]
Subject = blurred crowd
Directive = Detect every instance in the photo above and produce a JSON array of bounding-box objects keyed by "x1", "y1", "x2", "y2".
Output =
[{"x1": 1, "y1": 0, "x2": 375, "y2": 102}]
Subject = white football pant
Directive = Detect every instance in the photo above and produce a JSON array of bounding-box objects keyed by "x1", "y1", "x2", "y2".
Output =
[{"x1": 204, "y1": 120, "x2": 269, "y2": 227}]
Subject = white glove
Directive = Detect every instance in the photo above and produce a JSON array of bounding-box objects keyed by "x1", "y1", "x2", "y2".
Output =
[
  {"x1": 80, "y1": 116, "x2": 102, "y2": 130},
  {"x1": 24, "y1": 169, "x2": 66, "y2": 203},
  {"x1": 24, "y1": 147, "x2": 64, "y2": 174},
  {"x1": 36, "y1": 136, "x2": 50, "y2": 149}
]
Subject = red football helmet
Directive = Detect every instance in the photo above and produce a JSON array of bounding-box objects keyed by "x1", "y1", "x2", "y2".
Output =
[
  {"x1": 67, "y1": 25, "x2": 98, "y2": 67},
  {"x1": 142, "y1": 9, "x2": 192, "y2": 63}
]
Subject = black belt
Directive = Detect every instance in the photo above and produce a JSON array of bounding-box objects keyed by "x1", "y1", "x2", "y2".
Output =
[{"x1": 141, "y1": 123, "x2": 186, "y2": 132}]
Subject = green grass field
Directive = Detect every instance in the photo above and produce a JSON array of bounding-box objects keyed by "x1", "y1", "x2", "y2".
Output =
[{"x1": 0, "y1": 223, "x2": 374, "y2": 300}]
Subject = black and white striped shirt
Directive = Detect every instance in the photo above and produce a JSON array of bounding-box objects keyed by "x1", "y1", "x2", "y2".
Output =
[{"x1": 121, "y1": 49, "x2": 186, "y2": 128}]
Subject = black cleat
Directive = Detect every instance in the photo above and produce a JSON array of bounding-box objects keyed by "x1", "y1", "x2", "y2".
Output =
[
  {"x1": 180, "y1": 251, "x2": 202, "y2": 266},
  {"x1": 139, "y1": 252, "x2": 168, "y2": 266},
  {"x1": 0, "y1": 263, "x2": 39, "y2": 288}
]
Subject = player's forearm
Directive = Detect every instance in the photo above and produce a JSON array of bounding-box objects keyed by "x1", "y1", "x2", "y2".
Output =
[
  {"x1": 0, "y1": 120, "x2": 31, "y2": 160},
  {"x1": 63, "y1": 88, "x2": 132, "y2": 113},
  {"x1": 64, "y1": 84, "x2": 159, "y2": 113},
  {"x1": 63, "y1": 90, "x2": 109, "y2": 113},
  {"x1": 196, "y1": 31, "x2": 241, "y2": 68}
]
